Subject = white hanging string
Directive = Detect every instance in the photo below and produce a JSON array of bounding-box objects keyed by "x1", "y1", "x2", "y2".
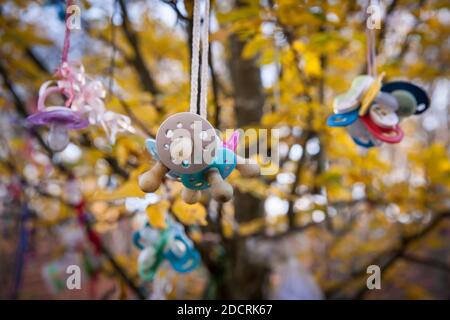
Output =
[
  {"x1": 189, "y1": 0, "x2": 210, "y2": 119},
  {"x1": 189, "y1": 0, "x2": 201, "y2": 115},
  {"x1": 199, "y1": 0, "x2": 210, "y2": 119}
]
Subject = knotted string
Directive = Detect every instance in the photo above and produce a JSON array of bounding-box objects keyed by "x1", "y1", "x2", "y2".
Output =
[
  {"x1": 189, "y1": 0, "x2": 210, "y2": 119},
  {"x1": 55, "y1": 0, "x2": 76, "y2": 107},
  {"x1": 61, "y1": 0, "x2": 73, "y2": 65},
  {"x1": 366, "y1": 0, "x2": 378, "y2": 77}
]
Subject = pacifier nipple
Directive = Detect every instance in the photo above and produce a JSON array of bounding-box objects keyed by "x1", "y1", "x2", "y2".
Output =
[
  {"x1": 138, "y1": 247, "x2": 157, "y2": 269},
  {"x1": 48, "y1": 123, "x2": 70, "y2": 152},
  {"x1": 170, "y1": 239, "x2": 187, "y2": 258}
]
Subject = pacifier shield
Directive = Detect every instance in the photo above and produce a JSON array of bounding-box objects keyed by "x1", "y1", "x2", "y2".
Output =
[
  {"x1": 156, "y1": 112, "x2": 218, "y2": 174},
  {"x1": 27, "y1": 107, "x2": 89, "y2": 129},
  {"x1": 381, "y1": 81, "x2": 430, "y2": 115},
  {"x1": 390, "y1": 90, "x2": 417, "y2": 117}
]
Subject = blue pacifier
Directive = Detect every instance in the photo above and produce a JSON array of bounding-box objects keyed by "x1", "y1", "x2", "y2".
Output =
[
  {"x1": 327, "y1": 109, "x2": 359, "y2": 127},
  {"x1": 164, "y1": 232, "x2": 200, "y2": 273},
  {"x1": 134, "y1": 221, "x2": 200, "y2": 281}
]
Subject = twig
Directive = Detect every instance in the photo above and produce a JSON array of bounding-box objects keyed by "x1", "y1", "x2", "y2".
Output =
[
  {"x1": 286, "y1": 130, "x2": 314, "y2": 227},
  {"x1": 209, "y1": 41, "x2": 222, "y2": 128},
  {"x1": 326, "y1": 210, "x2": 450, "y2": 299},
  {"x1": 117, "y1": 98, "x2": 154, "y2": 138},
  {"x1": 160, "y1": 0, "x2": 188, "y2": 23},
  {"x1": 117, "y1": 0, "x2": 161, "y2": 99},
  {"x1": 401, "y1": 254, "x2": 450, "y2": 273}
]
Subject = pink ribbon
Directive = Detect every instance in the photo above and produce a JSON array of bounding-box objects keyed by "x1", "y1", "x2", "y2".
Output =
[{"x1": 37, "y1": 62, "x2": 135, "y2": 144}]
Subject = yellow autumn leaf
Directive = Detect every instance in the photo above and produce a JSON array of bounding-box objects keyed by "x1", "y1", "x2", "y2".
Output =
[
  {"x1": 146, "y1": 200, "x2": 170, "y2": 229},
  {"x1": 116, "y1": 143, "x2": 129, "y2": 167},
  {"x1": 222, "y1": 219, "x2": 234, "y2": 238},
  {"x1": 303, "y1": 51, "x2": 322, "y2": 77},
  {"x1": 188, "y1": 229, "x2": 203, "y2": 243},
  {"x1": 242, "y1": 34, "x2": 268, "y2": 59},
  {"x1": 93, "y1": 180, "x2": 145, "y2": 201},
  {"x1": 91, "y1": 165, "x2": 149, "y2": 201},
  {"x1": 238, "y1": 217, "x2": 266, "y2": 236},
  {"x1": 292, "y1": 40, "x2": 306, "y2": 54},
  {"x1": 172, "y1": 198, "x2": 207, "y2": 226}
]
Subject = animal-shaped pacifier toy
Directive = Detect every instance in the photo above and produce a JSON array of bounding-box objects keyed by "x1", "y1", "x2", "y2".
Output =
[
  {"x1": 133, "y1": 221, "x2": 200, "y2": 281},
  {"x1": 138, "y1": 0, "x2": 259, "y2": 203}
]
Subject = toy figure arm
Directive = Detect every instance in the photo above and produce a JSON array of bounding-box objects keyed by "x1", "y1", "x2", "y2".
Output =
[{"x1": 138, "y1": 161, "x2": 169, "y2": 193}]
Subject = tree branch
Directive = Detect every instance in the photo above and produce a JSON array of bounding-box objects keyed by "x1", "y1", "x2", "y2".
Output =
[
  {"x1": 326, "y1": 210, "x2": 450, "y2": 299},
  {"x1": 286, "y1": 130, "x2": 314, "y2": 227},
  {"x1": 118, "y1": 97, "x2": 154, "y2": 138},
  {"x1": 160, "y1": 0, "x2": 188, "y2": 23},
  {"x1": 117, "y1": 0, "x2": 161, "y2": 99},
  {"x1": 209, "y1": 42, "x2": 222, "y2": 128},
  {"x1": 401, "y1": 253, "x2": 450, "y2": 273}
]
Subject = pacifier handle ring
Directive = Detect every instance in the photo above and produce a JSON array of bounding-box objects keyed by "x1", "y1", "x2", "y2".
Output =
[
  {"x1": 163, "y1": 233, "x2": 200, "y2": 273},
  {"x1": 380, "y1": 125, "x2": 404, "y2": 143},
  {"x1": 156, "y1": 227, "x2": 171, "y2": 256},
  {"x1": 38, "y1": 85, "x2": 65, "y2": 111},
  {"x1": 352, "y1": 136, "x2": 375, "y2": 148},
  {"x1": 327, "y1": 110, "x2": 358, "y2": 127},
  {"x1": 172, "y1": 250, "x2": 201, "y2": 273},
  {"x1": 132, "y1": 231, "x2": 145, "y2": 250},
  {"x1": 361, "y1": 115, "x2": 404, "y2": 144},
  {"x1": 139, "y1": 254, "x2": 164, "y2": 282},
  {"x1": 136, "y1": 227, "x2": 171, "y2": 281}
]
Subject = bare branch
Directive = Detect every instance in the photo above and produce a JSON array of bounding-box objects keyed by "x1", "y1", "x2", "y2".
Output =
[
  {"x1": 117, "y1": 0, "x2": 161, "y2": 98},
  {"x1": 401, "y1": 254, "x2": 450, "y2": 273},
  {"x1": 160, "y1": 0, "x2": 188, "y2": 23},
  {"x1": 118, "y1": 98, "x2": 154, "y2": 138},
  {"x1": 326, "y1": 210, "x2": 450, "y2": 299}
]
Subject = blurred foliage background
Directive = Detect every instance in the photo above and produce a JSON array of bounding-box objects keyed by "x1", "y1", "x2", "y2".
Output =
[{"x1": 0, "y1": 0, "x2": 449, "y2": 300}]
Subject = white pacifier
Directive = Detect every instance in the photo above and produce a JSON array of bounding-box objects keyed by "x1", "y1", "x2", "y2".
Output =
[
  {"x1": 369, "y1": 103, "x2": 399, "y2": 128},
  {"x1": 333, "y1": 76, "x2": 374, "y2": 114},
  {"x1": 138, "y1": 246, "x2": 157, "y2": 270}
]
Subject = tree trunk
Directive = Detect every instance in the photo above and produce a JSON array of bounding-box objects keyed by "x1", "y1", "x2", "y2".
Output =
[{"x1": 216, "y1": 31, "x2": 269, "y2": 299}]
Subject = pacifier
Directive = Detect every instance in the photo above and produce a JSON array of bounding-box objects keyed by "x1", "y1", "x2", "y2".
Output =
[
  {"x1": 360, "y1": 113, "x2": 404, "y2": 144},
  {"x1": 381, "y1": 81, "x2": 430, "y2": 115},
  {"x1": 327, "y1": 109, "x2": 359, "y2": 127},
  {"x1": 138, "y1": 112, "x2": 260, "y2": 204},
  {"x1": 133, "y1": 221, "x2": 200, "y2": 281},
  {"x1": 333, "y1": 75, "x2": 374, "y2": 114},
  {"x1": 370, "y1": 104, "x2": 399, "y2": 128},
  {"x1": 27, "y1": 83, "x2": 88, "y2": 152},
  {"x1": 347, "y1": 119, "x2": 382, "y2": 148},
  {"x1": 163, "y1": 230, "x2": 200, "y2": 273},
  {"x1": 327, "y1": 75, "x2": 430, "y2": 148}
]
